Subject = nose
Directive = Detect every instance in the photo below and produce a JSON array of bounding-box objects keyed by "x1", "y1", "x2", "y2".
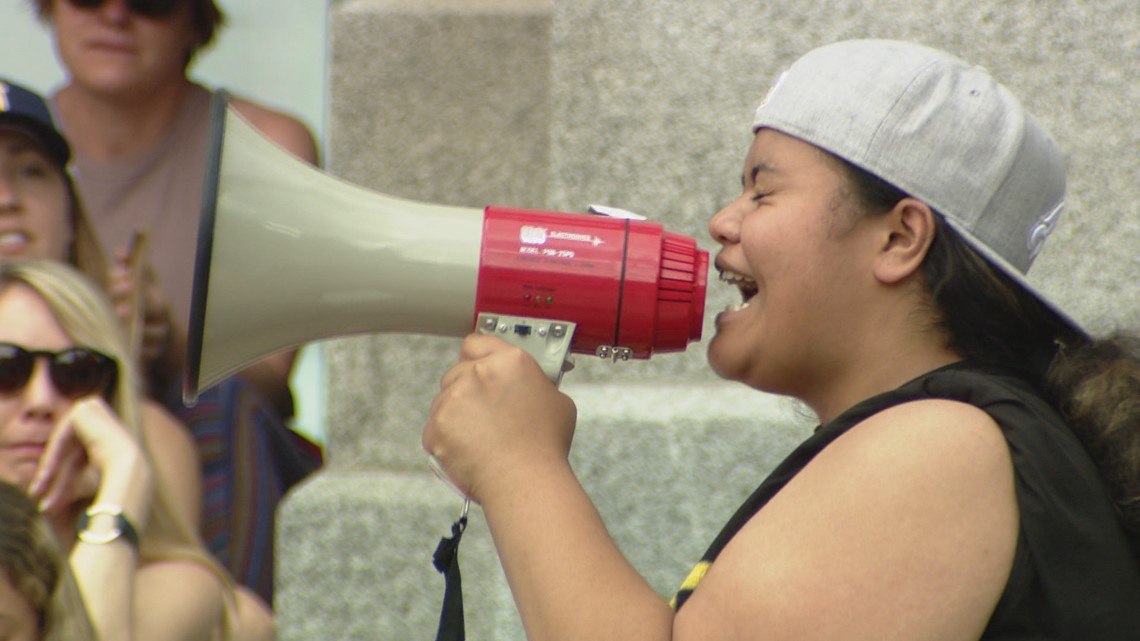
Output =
[
  {"x1": 98, "y1": 0, "x2": 133, "y2": 24},
  {"x1": 0, "y1": 174, "x2": 17, "y2": 210},
  {"x1": 22, "y1": 359, "x2": 61, "y2": 417},
  {"x1": 707, "y1": 196, "x2": 744, "y2": 245}
]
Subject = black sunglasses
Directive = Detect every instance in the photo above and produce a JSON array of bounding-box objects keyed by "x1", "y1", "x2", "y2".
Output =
[
  {"x1": 66, "y1": 0, "x2": 181, "y2": 20},
  {"x1": 0, "y1": 343, "x2": 118, "y2": 400}
]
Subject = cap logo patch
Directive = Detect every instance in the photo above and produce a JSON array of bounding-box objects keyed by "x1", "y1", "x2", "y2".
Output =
[
  {"x1": 1027, "y1": 200, "x2": 1063, "y2": 261},
  {"x1": 0, "y1": 83, "x2": 10, "y2": 112}
]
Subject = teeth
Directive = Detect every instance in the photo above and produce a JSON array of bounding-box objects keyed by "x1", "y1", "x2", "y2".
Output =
[
  {"x1": 718, "y1": 269, "x2": 755, "y2": 285},
  {"x1": 719, "y1": 268, "x2": 756, "y2": 314},
  {"x1": 0, "y1": 232, "x2": 29, "y2": 247}
]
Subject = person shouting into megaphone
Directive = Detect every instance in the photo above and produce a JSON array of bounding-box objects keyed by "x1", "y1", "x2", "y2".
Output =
[{"x1": 424, "y1": 39, "x2": 1140, "y2": 641}]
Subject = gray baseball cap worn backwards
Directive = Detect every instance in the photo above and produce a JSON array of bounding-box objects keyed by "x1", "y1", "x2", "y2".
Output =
[{"x1": 751, "y1": 39, "x2": 1084, "y2": 336}]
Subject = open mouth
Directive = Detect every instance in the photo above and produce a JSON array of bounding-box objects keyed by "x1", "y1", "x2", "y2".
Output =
[
  {"x1": 0, "y1": 231, "x2": 31, "y2": 254},
  {"x1": 718, "y1": 268, "x2": 757, "y2": 312}
]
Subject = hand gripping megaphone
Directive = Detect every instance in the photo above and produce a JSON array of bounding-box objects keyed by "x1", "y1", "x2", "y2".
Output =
[{"x1": 184, "y1": 91, "x2": 708, "y2": 404}]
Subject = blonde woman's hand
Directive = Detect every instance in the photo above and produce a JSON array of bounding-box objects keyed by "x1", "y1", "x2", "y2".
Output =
[{"x1": 30, "y1": 398, "x2": 152, "y2": 523}]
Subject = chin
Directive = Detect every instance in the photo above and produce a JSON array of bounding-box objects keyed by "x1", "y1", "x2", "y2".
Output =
[
  {"x1": 706, "y1": 336, "x2": 748, "y2": 382},
  {"x1": 0, "y1": 468, "x2": 32, "y2": 493}
]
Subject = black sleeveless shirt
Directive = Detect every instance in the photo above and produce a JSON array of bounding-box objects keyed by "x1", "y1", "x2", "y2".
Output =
[{"x1": 672, "y1": 362, "x2": 1140, "y2": 638}]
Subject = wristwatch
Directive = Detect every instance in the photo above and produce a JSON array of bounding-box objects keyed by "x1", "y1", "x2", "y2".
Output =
[{"x1": 77, "y1": 505, "x2": 140, "y2": 550}]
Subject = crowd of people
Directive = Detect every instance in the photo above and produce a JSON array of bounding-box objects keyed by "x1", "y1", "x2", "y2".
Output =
[
  {"x1": 2, "y1": 2, "x2": 1139, "y2": 641},
  {"x1": 2, "y1": 0, "x2": 321, "y2": 638},
  {"x1": 30, "y1": 0, "x2": 323, "y2": 604}
]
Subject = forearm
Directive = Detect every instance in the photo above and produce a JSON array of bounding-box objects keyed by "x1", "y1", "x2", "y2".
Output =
[
  {"x1": 482, "y1": 459, "x2": 674, "y2": 641},
  {"x1": 70, "y1": 456, "x2": 152, "y2": 641}
]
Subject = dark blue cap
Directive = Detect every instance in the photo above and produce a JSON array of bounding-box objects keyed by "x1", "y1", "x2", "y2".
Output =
[{"x1": 0, "y1": 79, "x2": 71, "y2": 165}]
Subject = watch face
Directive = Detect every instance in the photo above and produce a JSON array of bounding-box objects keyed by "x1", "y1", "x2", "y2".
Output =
[{"x1": 80, "y1": 512, "x2": 123, "y2": 543}]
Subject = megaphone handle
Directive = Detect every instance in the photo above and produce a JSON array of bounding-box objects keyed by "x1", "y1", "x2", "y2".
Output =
[
  {"x1": 429, "y1": 312, "x2": 575, "y2": 498},
  {"x1": 431, "y1": 315, "x2": 577, "y2": 641}
]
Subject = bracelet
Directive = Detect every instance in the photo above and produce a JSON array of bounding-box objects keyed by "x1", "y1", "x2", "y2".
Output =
[{"x1": 77, "y1": 505, "x2": 140, "y2": 550}]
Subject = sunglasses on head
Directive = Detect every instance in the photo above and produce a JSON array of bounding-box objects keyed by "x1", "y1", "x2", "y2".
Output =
[
  {"x1": 66, "y1": 0, "x2": 181, "y2": 20},
  {"x1": 0, "y1": 343, "x2": 118, "y2": 400}
]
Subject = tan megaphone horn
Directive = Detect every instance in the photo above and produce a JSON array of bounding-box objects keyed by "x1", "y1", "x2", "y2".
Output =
[{"x1": 184, "y1": 91, "x2": 708, "y2": 405}]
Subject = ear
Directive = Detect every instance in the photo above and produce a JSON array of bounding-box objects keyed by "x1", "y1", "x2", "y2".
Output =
[{"x1": 872, "y1": 198, "x2": 936, "y2": 285}]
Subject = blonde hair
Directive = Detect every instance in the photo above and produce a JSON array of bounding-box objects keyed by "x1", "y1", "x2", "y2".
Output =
[
  {"x1": 0, "y1": 260, "x2": 237, "y2": 637},
  {"x1": 0, "y1": 481, "x2": 97, "y2": 641}
]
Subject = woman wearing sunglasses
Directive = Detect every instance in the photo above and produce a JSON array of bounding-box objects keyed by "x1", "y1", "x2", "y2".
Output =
[
  {"x1": 2, "y1": 83, "x2": 275, "y2": 638},
  {"x1": 1, "y1": 77, "x2": 216, "y2": 573},
  {"x1": 0, "y1": 259, "x2": 273, "y2": 641}
]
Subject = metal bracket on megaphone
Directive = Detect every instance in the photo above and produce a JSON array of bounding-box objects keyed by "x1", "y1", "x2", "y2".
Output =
[{"x1": 475, "y1": 312, "x2": 577, "y2": 385}]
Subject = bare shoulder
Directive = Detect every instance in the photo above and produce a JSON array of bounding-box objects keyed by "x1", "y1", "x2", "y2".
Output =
[
  {"x1": 134, "y1": 558, "x2": 226, "y2": 641},
  {"x1": 141, "y1": 399, "x2": 203, "y2": 529},
  {"x1": 230, "y1": 95, "x2": 319, "y2": 163},
  {"x1": 842, "y1": 398, "x2": 1011, "y2": 474},
  {"x1": 674, "y1": 399, "x2": 1018, "y2": 641},
  {"x1": 232, "y1": 586, "x2": 277, "y2": 641},
  {"x1": 141, "y1": 400, "x2": 195, "y2": 454}
]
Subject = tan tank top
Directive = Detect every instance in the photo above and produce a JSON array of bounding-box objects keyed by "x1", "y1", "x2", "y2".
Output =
[{"x1": 59, "y1": 84, "x2": 213, "y2": 327}]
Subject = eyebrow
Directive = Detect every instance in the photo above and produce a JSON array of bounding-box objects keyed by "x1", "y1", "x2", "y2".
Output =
[
  {"x1": 1, "y1": 138, "x2": 40, "y2": 156},
  {"x1": 741, "y1": 161, "x2": 779, "y2": 188}
]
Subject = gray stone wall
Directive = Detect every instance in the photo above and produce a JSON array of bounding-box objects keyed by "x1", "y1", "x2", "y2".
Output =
[{"x1": 277, "y1": 1, "x2": 1139, "y2": 639}]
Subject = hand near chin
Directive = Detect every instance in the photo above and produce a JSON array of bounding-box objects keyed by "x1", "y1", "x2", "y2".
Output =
[
  {"x1": 29, "y1": 398, "x2": 152, "y2": 517},
  {"x1": 424, "y1": 334, "x2": 578, "y2": 504}
]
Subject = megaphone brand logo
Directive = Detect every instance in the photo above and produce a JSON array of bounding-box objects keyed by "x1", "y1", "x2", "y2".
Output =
[
  {"x1": 547, "y1": 230, "x2": 604, "y2": 246},
  {"x1": 520, "y1": 225, "x2": 548, "y2": 245},
  {"x1": 519, "y1": 226, "x2": 605, "y2": 247}
]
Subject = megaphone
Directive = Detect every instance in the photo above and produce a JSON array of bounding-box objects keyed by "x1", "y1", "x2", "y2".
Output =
[{"x1": 184, "y1": 91, "x2": 708, "y2": 404}]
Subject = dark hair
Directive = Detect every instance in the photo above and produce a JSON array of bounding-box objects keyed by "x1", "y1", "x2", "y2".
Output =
[
  {"x1": 0, "y1": 481, "x2": 98, "y2": 641},
  {"x1": 0, "y1": 482, "x2": 58, "y2": 636},
  {"x1": 186, "y1": 0, "x2": 226, "y2": 54},
  {"x1": 32, "y1": 0, "x2": 227, "y2": 59},
  {"x1": 835, "y1": 155, "x2": 1140, "y2": 542}
]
